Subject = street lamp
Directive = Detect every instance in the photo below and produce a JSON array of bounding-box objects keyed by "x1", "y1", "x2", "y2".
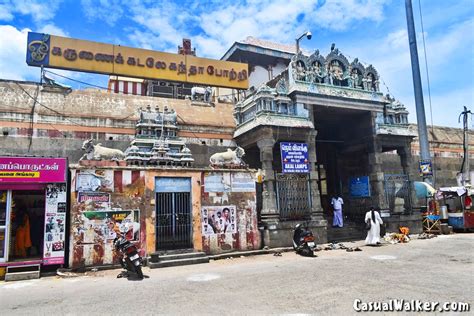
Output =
[{"x1": 296, "y1": 31, "x2": 312, "y2": 54}]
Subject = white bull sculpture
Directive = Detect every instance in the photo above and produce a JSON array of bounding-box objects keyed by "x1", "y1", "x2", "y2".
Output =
[
  {"x1": 209, "y1": 147, "x2": 245, "y2": 167},
  {"x1": 191, "y1": 86, "x2": 213, "y2": 103},
  {"x1": 80, "y1": 139, "x2": 125, "y2": 161}
]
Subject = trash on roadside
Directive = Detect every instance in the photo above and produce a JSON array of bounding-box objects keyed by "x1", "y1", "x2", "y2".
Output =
[
  {"x1": 57, "y1": 268, "x2": 79, "y2": 278},
  {"x1": 418, "y1": 232, "x2": 437, "y2": 239}
]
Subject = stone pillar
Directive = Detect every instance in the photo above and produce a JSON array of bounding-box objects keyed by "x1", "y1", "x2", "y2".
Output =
[
  {"x1": 398, "y1": 145, "x2": 417, "y2": 213},
  {"x1": 306, "y1": 130, "x2": 324, "y2": 221},
  {"x1": 257, "y1": 138, "x2": 278, "y2": 224},
  {"x1": 368, "y1": 143, "x2": 387, "y2": 209}
]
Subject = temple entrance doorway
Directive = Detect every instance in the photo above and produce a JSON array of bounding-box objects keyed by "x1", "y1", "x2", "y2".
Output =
[
  {"x1": 313, "y1": 106, "x2": 373, "y2": 220},
  {"x1": 155, "y1": 177, "x2": 193, "y2": 251}
]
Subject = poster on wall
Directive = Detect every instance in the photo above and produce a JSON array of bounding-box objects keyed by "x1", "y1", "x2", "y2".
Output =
[
  {"x1": 77, "y1": 191, "x2": 111, "y2": 209},
  {"x1": 43, "y1": 183, "x2": 67, "y2": 265},
  {"x1": 75, "y1": 170, "x2": 114, "y2": 192},
  {"x1": 80, "y1": 210, "x2": 140, "y2": 242},
  {"x1": 201, "y1": 205, "x2": 237, "y2": 235}
]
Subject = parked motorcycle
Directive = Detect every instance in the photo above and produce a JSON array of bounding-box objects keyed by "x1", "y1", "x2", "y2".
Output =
[
  {"x1": 292, "y1": 223, "x2": 316, "y2": 257},
  {"x1": 114, "y1": 235, "x2": 144, "y2": 279}
]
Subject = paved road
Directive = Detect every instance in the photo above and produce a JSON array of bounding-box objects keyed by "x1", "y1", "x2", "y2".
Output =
[{"x1": 1, "y1": 234, "x2": 473, "y2": 315}]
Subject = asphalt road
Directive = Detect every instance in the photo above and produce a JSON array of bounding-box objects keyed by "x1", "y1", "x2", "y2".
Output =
[{"x1": 1, "y1": 234, "x2": 473, "y2": 315}]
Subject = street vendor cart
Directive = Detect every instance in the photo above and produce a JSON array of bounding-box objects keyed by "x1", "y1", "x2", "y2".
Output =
[{"x1": 439, "y1": 187, "x2": 474, "y2": 231}]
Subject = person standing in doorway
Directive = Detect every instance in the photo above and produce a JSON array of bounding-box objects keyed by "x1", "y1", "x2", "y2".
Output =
[{"x1": 331, "y1": 195, "x2": 344, "y2": 228}]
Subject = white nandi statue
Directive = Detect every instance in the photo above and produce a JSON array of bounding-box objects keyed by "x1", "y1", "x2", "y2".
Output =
[
  {"x1": 191, "y1": 86, "x2": 213, "y2": 103},
  {"x1": 209, "y1": 147, "x2": 245, "y2": 167},
  {"x1": 80, "y1": 139, "x2": 125, "y2": 161}
]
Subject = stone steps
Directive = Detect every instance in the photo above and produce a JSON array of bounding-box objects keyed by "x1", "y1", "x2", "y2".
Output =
[
  {"x1": 5, "y1": 263, "x2": 41, "y2": 282},
  {"x1": 148, "y1": 256, "x2": 210, "y2": 269},
  {"x1": 326, "y1": 221, "x2": 367, "y2": 243},
  {"x1": 148, "y1": 251, "x2": 209, "y2": 269}
]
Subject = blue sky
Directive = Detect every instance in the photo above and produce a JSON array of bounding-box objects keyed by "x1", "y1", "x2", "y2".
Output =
[{"x1": 0, "y1": 0, "x2": 472, "y2": 128}]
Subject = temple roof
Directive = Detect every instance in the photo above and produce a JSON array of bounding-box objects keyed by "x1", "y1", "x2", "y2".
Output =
[{"x1": 221, "y1": 36, "x2": 296, "y2": 64}]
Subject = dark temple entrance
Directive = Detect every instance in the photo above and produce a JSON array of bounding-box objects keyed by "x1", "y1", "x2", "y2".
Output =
[
  {"x1": 155, "y1": 177, "x2": 192, "y2": 250},
  {"x1": 313, "y1": 106, "x2": 373, "y2": 219}
]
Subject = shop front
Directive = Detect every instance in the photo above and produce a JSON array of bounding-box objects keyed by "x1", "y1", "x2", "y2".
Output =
[{"x1": 0, "y1": 156, "x2": 68, "y2": 280}]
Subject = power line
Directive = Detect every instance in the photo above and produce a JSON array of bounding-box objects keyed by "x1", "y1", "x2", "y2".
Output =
[
  {"x1": 418, "y1": 0, "x2": 434, "y2": 132},
  {"x1": 15, "y1": 82, "x2": 84, "y2": 127}
]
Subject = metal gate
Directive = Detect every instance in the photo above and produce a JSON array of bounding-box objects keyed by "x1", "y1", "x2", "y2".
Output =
[
  {"x1": 384, "y1": 174, "x2": 412, "y2": 214},
  {"x1": 155, "y1": 178, "x2": 192, "y2": 250},
  {"x1": 275, "y1": 173, "x2": 311, "y2": 220}
]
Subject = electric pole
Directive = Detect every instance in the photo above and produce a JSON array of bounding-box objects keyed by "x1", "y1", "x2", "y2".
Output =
[{"x1": 405, "y1": 0, "x2": 432, "y2": 184}]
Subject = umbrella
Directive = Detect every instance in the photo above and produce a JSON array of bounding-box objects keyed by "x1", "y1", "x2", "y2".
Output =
[{"x1": 414, "y1": 181, "x2": 436, "y2": 198}]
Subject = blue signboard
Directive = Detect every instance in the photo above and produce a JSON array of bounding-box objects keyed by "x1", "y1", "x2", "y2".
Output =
[
  {"x1": 280, "y1": 142, "x2": 309, "y2": 173},
  {"x1": 155, "y1": 177, "x2": 191, "y2": 193},
  {"x1": 26, "y1": 32, "x2": 51, "y2": 66},
  {"x1": 349, "y1": 176, "x2": 371, "y2": 198},
  {"x1": 419, "y1": 159, "x2": 433, "y2": 176}
]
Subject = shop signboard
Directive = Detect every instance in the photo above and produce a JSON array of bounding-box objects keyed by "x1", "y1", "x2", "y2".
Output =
[
  {"x1": 26, "y1": 32, "x2": 249, "y2": 89},
  {"x1": 0, "y1": 157, "x2": 67, "y2": 183},
  {"x1": 280, "y1": 142, "x2": 309, "y2": 173},
  {"x1": 43, "y1": 183, "x2": 67, "y2": 265}
]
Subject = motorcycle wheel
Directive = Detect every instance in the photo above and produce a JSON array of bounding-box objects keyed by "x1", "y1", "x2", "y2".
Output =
[
  {"x1": 303, "y1": 245, "x2": 314, "y2": 257},
  {"x1": 135, "y1": 265, "x2": 144, "y2": 279}
]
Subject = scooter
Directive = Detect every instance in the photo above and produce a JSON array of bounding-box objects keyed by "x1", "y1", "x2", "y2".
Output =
[
  {"x1": 292, "y1": 223, "x2": 316, "y2": 257},
  {"x1": 114, "y1": 235, "x2": 144, "y2": 279}
]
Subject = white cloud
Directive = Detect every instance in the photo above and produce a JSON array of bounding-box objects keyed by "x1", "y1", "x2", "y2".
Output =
[
  {"x1": 311, "y1": 0, "x2": 389, "y2": 31},
  {"x1": 81, "y1": 0, "x2": 124, "y2": 26},
  {"x1": 37, "y1": 24, "x2": 68, "y2": 37},
  {"x1": 0, "y1": 25, "x2": 36, "y2": 81},
  {"x1": 0, "y1": 0, "x2": 62, "y2": 23},
  {"x1": 0, "y1": 3, "x2": 14, "y2": 21},
  {"x1": 120, "y1": 0, "x2": 388, "y2": 59},
  {"x1": 0, "y1": 25, "x2": 105, "y2": 91}
]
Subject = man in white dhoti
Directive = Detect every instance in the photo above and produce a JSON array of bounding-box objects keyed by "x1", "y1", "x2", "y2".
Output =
[
  {"x1": 365, "y1": 207, "x2": 383, "y2": 245},
  {"x1": 331, "y1": 195, "x2": 344, "y2": 227}
]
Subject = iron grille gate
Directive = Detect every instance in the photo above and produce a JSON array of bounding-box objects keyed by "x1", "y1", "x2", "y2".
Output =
[
  {"x1": 275, "y1": 173, "x2": 311, "y2": 220},
  {"x1": 155, "y1": 178, "x2": 192, "y2": 250},
  {"x1": 384, "y1": 174, "x2": 413, "y2": 214}
]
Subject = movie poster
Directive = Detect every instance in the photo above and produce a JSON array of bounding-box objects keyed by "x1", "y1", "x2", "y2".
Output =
[
  {"x1": 80, "y1": 210, "x2": 140, "y2": 242},
  {"x1": 43, "y1": 183, "x2": 67, "y2": 265},
  {"x1": 201, "y1": 205, "x2": 237, "y2": 236}
]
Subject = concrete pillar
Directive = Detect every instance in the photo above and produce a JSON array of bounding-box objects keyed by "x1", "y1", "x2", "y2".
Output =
[{"x1": 257, "y1": 138, "x2": 278, "y2": 224}]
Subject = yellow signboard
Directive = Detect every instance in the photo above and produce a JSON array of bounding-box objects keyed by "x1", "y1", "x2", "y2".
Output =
[
  {"x1": 26, "y1": 32, "x2": 248, "y2": 89},
  {"x1": 0, "y1": 171, "x2": 40, "y2": 178}
]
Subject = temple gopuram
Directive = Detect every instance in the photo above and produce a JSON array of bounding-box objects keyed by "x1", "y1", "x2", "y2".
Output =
[{"x1": 125, "y1": 105, "x2": 194, "y2": 166}]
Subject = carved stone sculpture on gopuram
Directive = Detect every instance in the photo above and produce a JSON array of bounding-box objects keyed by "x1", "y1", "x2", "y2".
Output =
[
  {"x1": 124, "y1": 104, "x2": 194, "y2": 167},
  {"x1": 289, "y1": 44, "x2": 380, "y2": 92}
]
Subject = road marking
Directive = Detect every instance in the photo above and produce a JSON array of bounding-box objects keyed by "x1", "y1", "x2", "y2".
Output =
[
  {"x1": 370, "y1": 255, "x2": 397, "y2": 260},
  {"x1": 187, "y1": 273, "x2": 221, "y2": 282}
]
